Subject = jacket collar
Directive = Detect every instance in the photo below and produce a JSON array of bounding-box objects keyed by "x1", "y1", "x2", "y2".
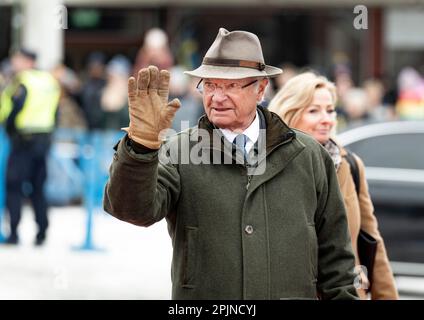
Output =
[
  {"x1": 197, "y1": 105, "x2": 296, "y2": 156},
  {"x1": 194, "y1": 106, "x2": 305, "y2": 196}
]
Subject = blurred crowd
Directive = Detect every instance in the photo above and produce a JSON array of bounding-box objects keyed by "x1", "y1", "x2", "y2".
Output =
[
  {"x1": 0, "y1": 28, "x2": 205, "y2": 135},
  {"x1": 2, "y1": 27, "x2": 424, "y2": 136},
  {"x1": 1, "y1": 26, "x2": 424, "y2": 249},
  {"x1": 0, "y1": 27, "x2": 208, "y2": 218},
  {"x1": 268, "y1": 62, "x2": 424, "y2": 133}
]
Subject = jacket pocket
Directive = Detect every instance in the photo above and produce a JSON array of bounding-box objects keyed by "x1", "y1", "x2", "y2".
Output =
[
  {"x1": 182, "y1": 226, "x2": 198, "y2": 288},
  {"x1": 308, "y1": 223, "x2": 318, "y2": 281}
]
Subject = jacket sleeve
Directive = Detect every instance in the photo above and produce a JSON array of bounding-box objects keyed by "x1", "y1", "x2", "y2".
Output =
[
  {"x1": 6, "y1": 84, "x2": 27, "y2": 135},
  {"x1": 314, "y1": 147, "x2": 359, "y2": 300},
  {"x1": 103, "y1": 135, "x2": 180, "y2": 227},
  {"x1": 355, "y1": 155, "x2": 399, "y2": 299}
]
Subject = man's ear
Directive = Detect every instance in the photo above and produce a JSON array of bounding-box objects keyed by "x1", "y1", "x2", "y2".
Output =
[{"x1": 257, "y1": 78, "x2": 269, "y2": 102}]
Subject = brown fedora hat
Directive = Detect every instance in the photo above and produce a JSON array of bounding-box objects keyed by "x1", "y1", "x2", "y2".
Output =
[{"x1": 185, "y1": 28, "x2": 282, "y2": 79}]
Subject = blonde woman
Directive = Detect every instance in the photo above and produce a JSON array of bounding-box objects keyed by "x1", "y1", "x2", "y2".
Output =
[{"x1": 268, "y1": 72, "x2": 398, "y2": 300}]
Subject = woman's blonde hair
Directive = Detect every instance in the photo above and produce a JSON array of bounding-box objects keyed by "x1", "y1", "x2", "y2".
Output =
[{"x1": 268, "y1": 72, "x2": 337, "y2": 127}]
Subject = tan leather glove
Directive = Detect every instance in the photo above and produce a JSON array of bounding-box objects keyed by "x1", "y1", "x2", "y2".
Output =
[{"x1": 123, "y1": 65, "x2": 181, "y2": 149}]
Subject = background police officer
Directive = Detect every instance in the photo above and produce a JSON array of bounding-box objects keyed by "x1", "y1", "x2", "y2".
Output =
[{"x1": 0, "y1": 48, "x2": 60, "y2": 245}]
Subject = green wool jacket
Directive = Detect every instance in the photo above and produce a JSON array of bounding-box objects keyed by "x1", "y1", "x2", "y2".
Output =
[{"x1": 103, "y1": 106, "x2": 358, "y2": 300}]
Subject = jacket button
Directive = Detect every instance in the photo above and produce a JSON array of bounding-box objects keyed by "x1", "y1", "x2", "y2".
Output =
[{"x1": 245, "y1": 225, "x2": 254, "y2": 235}]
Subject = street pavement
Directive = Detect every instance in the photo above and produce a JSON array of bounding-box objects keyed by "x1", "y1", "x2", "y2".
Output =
[
  {"x1": 1, "y1": 205, "x2": 423, "y2": 300},
  {"x1": 0, "y1": 206, "x2": 173, "y2": 299}
]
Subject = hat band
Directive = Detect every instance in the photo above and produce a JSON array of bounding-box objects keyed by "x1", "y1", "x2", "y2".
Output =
[{"x1": 202, "y1": 58, "x2": 265, "y2": 71}]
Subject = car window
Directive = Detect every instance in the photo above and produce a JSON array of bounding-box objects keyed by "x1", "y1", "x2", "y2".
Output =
[{"x1": 346, "y1": 133, "x2": 424, "y2": 170}]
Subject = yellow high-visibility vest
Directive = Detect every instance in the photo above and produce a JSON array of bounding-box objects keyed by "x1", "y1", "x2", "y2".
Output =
[
  {"x1": 0, "y1": 70, "x2": 60, "y2": 133},
  {"x1": 0, "y1": 80, "x2": 17, "y2": 123}
]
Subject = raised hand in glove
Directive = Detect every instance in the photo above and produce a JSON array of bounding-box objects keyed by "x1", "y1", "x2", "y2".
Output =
[{"x1": 123, "y1": 65, "x2": 181, "y2": 149}]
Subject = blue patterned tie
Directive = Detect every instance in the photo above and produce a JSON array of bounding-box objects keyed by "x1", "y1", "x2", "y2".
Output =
[{"x1": 233, "y1": 134, "x2": 248, "y2": 162}]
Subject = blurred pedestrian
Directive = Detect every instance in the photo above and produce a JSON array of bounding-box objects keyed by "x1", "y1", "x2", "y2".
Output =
[
  {"x1": 274, "y1": 62, "x2": 298, "y2": 89},
  {"x1": 269, "y1": 72, "x2": 399, "y2": 300},
  {"x1": 168, "y1": 65, "x2": 204, "y2": 132},
  {"x1": 0, "y1": 59, "x2": 13, "y2": 91},
  {"x1": 395, "y1": 67, "x2": 424, "y2": 120},
  {"x1": 0, "y1": 48, "x2": 60, "y2": 245},
  {"x1": 362, "y1": 78, "x2": 395, "y2": 122},
  {"x1": 338, "y1": 88, "x2": 371, "y2": 131},
  {"x1": 79, "y1": 52, "x2": 107, "y2": 130},
  {"x1": 100, "y1": 55, "x2": 131, "y2": 130},
  {"x1": 133, "y1": 28, "x2": 174, "y2": 76},
  {"x1": 104, "y1": 28, "x2": 358, "y2": 299},
  {"x1": 51, "y1": 63, "x2": 87, "y2": 130},
  {"x1": 333, "y1": 63, "x2": 354, "y2": 107}
]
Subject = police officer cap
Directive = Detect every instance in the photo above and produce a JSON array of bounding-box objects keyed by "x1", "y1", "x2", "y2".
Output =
[{"x1": 17, "y1": 48, "x2": 37, "y2": 61}]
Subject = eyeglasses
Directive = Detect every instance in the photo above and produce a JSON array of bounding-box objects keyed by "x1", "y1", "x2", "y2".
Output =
[{"x1": 196, "y1": 79, "x2": 258, "y2": 95}]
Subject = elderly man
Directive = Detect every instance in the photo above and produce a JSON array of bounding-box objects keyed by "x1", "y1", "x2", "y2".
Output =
[{"x1": 104, "y1": 28, "x2": 358, "y2": 300}]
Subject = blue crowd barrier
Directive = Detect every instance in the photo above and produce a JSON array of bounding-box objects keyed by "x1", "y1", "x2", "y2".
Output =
[
  {"x1": 0, "y1": 127, "x2": 10, "y2": 242},
  {"x1": 73, "y1": 129, "x2": 124, "y2": 251},
  {"x1": 46, "y1": 129, "x2": 86, "y2": 206},
  {"x1": 0, "y1": 127, "x2": 124, "y2": 249}
]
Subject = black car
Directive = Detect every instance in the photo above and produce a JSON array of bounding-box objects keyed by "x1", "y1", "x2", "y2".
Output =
[{"x1": 338, "y1": 121, "x2": 424, "y2": 275}]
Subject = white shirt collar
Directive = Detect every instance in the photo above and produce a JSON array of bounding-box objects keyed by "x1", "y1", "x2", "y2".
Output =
[{"x1": 219, "y1": 111, "x2": 259, "y2": 153}]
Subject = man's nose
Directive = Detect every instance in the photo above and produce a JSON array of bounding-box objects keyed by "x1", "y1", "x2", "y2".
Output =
[{"x1": 211, "y1": 88, "x2": 228, "y2": 102}]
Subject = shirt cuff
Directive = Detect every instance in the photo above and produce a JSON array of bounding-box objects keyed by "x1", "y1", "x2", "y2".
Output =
[{"x1": 127, "y1": 137, "x2": 159, "y2": 154}]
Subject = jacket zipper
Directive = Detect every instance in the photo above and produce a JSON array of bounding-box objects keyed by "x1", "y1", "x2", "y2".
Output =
[{"x1": 246, "y1": 175, "x2": 252, "y2": 190}]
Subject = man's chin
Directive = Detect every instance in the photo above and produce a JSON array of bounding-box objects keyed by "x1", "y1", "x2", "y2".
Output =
[{"x1": 210, "y1": 117, "x2": 233, "y2": 129}]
